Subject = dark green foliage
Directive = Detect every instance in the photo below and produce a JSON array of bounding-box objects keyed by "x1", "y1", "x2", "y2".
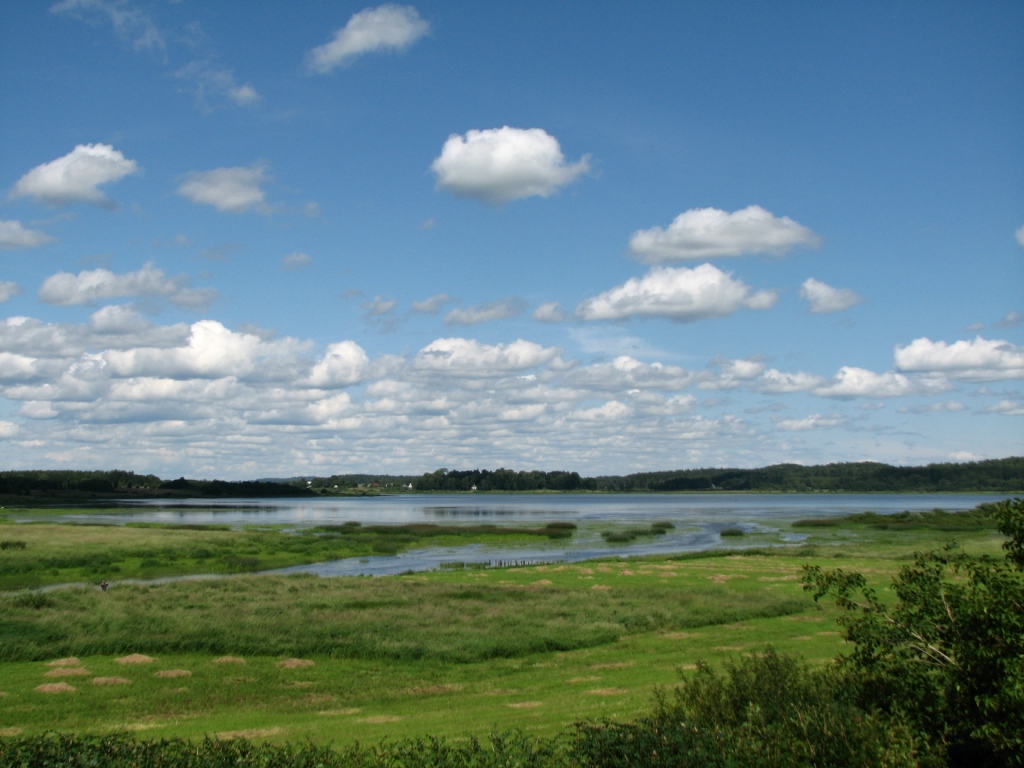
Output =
[
  {"x1": 1, "y1": 540, "x2": 28, "y2": 549},
  {"x1": 572, "y1": 650, "x2": 920, "y2": 767},
  {"x1": 413, "y1": 467, "x2": 595, "y2": 491},
  {"x1": 596, "y1": 457, "x2": 1024, "y2": 492},
  {"x1": 720, "y1": 527, "x2": 745, "y2": 537},
  {"x1": 794, "y1": 504, "x2": 1000, "y2": 531},
  {"x1": 0, "y1": 731, "x2": 571, "y2": 768},
  {"x1": 601, "y1": 524, "x2": 673, "y2": 542},
  {"x1": 158, "y1": 478, "x2": 316, "y2": 497},
  {"x1": 803, "y1": 497, "x2": 1024, "y2": 766},
  {"x1": 0, "y1": 469, "x2": 162, "y2": 495}
]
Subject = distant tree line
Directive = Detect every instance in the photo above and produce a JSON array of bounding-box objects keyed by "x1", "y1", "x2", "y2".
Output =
[
  {"x1": 413, "y1": 467, "x2": 595, "y2": 492},
  {"x1": 0, "y1": 470, "x2": 162, "y2": 495},
  {"x1": 2, "y1": 458, "x2": 1021, "y2": 497},
  {"x1": 158, "y1": 478, "x2": 316, "y2": 498},
  {"x1": 595, "y1": 457, "x2": 1024, "y2": 493},
  {"x1": 0, "y1": 471, "x2": 312, "y2": 498}
]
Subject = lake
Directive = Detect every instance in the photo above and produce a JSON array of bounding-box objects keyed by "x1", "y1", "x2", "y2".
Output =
[{"x1": 22, "y1": 492, "x2": 1005, "y2": 578}]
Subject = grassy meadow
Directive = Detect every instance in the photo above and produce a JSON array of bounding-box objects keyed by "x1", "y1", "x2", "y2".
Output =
[
  {"x1": 0, "y1": 516, "x2": 574, "y2": 591},
  {"x1": 0, "y1": 505, "x2": 1008, "y2": 746}
]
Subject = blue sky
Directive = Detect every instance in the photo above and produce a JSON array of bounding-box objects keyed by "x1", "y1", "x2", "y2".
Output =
[{"x1": 0, "y1": 0, "x2": 1021, "y2": 479}]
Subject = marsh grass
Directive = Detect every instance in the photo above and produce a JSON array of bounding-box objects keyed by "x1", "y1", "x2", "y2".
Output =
[
  {"x1": 0, "y1": 520, "x2": 577, "y2": 590},
  {"x1": 0, "y1": 519, "x2": 1008, "y2": 747},
  {"x1": 0, "y1": 564, "x2": 808, "y2": 662},
  {"x1": 792, "y1": 506, "x2": 999, "y2": 531}
]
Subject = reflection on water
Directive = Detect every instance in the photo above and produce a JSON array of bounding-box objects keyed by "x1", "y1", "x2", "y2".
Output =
[
  {"x1": 18, "y1": 492, "x2": 1004, "y2": 581},
  {"x1": 424, "y1": 506, "x2": 560, "y2": 517}
]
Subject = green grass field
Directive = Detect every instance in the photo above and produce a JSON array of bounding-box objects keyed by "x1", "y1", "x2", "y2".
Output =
[
  {"x1": 0, "y1": 516, "x2": 574, "y2": 591},
  {"x1": 0, "y1": 508, "x2": 1007, "y2": 745}
]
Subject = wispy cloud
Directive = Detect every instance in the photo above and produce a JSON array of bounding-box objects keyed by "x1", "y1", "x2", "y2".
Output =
[{"x1": 306, "y1": 4, "x2": 429, "y2": 73}]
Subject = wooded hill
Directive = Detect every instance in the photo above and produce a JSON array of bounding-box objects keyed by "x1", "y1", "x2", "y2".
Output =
[
  {"x1": 1, "y1": 457, "x2": 1021, "y2": 497},
  {"x1": 401, "y1": 458, "x2": 1024, "y2": 492}
]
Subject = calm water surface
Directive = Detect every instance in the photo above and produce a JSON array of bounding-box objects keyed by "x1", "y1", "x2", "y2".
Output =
[{"x1": 22, "y1": 493, "x2": 1003, "y2": 578}]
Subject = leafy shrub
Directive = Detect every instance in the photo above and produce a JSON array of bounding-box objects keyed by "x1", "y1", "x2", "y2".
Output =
[
  {"x1": 803, "y1": 497, "x2": 1024, "y2": 766},
  {"x1": 1, "y1": 540, "x2": 28, "y2": 550},
  {"x1": 573, "y1": 649, "x2": 920, "y2": 767}
]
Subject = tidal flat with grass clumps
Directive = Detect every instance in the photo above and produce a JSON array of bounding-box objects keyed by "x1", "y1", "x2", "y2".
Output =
[{"x1": 0, "y1": 502, "x2": 1014, "y2": 759}]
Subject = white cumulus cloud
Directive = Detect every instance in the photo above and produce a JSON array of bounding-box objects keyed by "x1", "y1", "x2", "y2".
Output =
[
  {"x1": 800, "y1": 278, "x2": 863, "y2": 313},
  {"x1": 575, "y1": 264, "x2": 777, "y2": 322},
  {"x1": 1016, "y1": 226, "x2": 1024, "y2": 247},
  {"x1": 10, "y1": 144, "x2": 140, "y2": 207},
  {"x1": 38, "y1": 263, "x2": 213, "y2": 310},
  {"x1": 414, "y1": 338, "x2": 562, "y2": 376},
  {"x1": 177, "y1": 164, "x2": 270, "y2": 213},
  {"x1": 308, "y1": 341, "x2": 371, "y2": 387},
  {"x1": 431, "y1": 127, "x2": 589, "y2": 204},
  {"x1": 566, "y1": 356, "x2": 694, "y2": 392},
  {"x1": 628, "y1": 206, "x2": 821, "y2": 263},
  {"x1": 0, "y1": 220, "x2": 56, "y2": 249},
  {"x1": 306, "y1": 4, "x2": 429, "y2": 73},
  {"x1": 102, "y1": 320, "x2": 306, "y2": 380},
  {"x1": 894, "y1": 336, "x2": 1024, "y2": 381},
  {"x1": 813, "y1": 367, "x2": 915, "y2": 398}
]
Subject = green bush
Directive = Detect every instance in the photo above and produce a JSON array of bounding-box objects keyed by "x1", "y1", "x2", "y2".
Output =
[
  {"x1": 573, "y1": 649, "x2": 920, "y2": 767},
  {"x1": 803, "y1": 497, "x2": 1024, "y2": 766}
]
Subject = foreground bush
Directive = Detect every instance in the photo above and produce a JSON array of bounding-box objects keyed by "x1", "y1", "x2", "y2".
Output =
[
  {"x1": 804, "y1": 497, "x2": 1024, "y2": 767},
  {"x1": 0, "y1": 731, "x2": 571, "y2": 768},
  {"x1": 571, "y1": 650, "x2": 922, "y2": 768}
]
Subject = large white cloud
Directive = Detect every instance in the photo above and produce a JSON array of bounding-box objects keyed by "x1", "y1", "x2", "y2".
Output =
[
  {"x1": 575, "y1": 264, "x2": 777, "y2": 322},
  {"x1": 813, "y1": 367, "x2": 915, "y2": 398},
  {"x1": 628, "y1": 206, "x2": 821, "y2": 263},
  {"x1": 308, "y1": 341, "x2": 371, "y2": 387},
  {"x1": 894, "y1": 336, "x2": 1024, "y2": 381},
  {"x1": 414, "y1": 338, "x2": 563, "y2": 376},
  {"x1": 9, "y1": 144, "x2": 140, "y2": 207},
  {"x1": 800, "y1": 278, "x2": 863, "y2": 314},
  {"x1": 177, "y1": 165, "x2": 270, "y2": 213},
  {"x1": 431, "y1": 127, "x2": 589, "y2": 204},
  {"x1": 306, "y1": 4, "x2": 429, "y2": 73},
  {"x1": 0, "y1": 220, "x2": 55, "y2": 249},
  {"x1": 102, "y1": 320, "x2": 308, "y2": 380},
  {"x1": 38, "y1": 263, "x2": 214, "y2": 310}
]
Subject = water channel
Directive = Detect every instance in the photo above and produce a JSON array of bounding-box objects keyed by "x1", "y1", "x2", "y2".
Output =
[{"x1": 17, "y1": 492, "x2": 1004, "y2": 579}]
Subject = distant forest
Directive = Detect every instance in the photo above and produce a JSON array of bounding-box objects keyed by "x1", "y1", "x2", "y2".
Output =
[
  {"x1": 409, "y1": 458, "x2": 1024, "y2": 493},
  {"x1": 1, "y1": 457, "x2": 1021, "y2": 497}
]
